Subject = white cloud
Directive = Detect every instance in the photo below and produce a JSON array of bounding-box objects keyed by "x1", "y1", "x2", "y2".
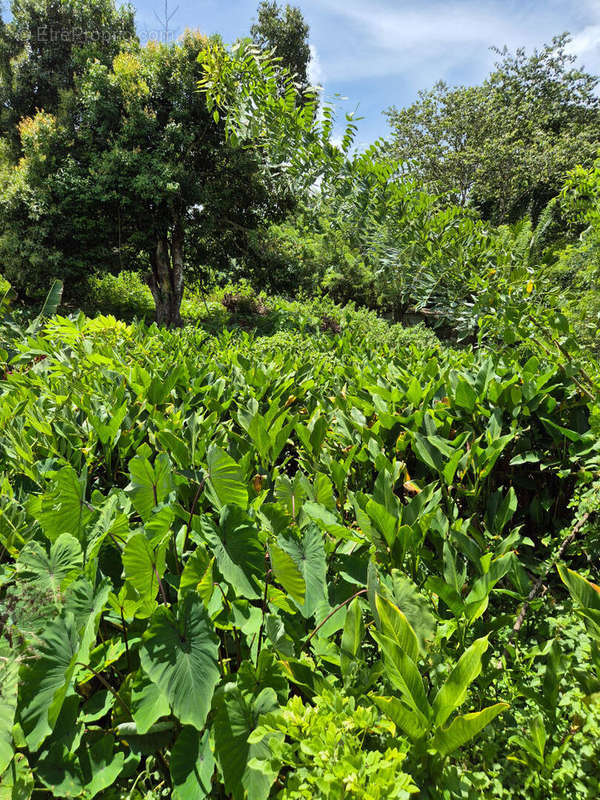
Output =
[
  {"x1": 567, "y1": 24, "x2": 600, "y2": 60},
  {"x1": 307, "y1": 43, "x2": 324, "y2": 88},
  {"x1": 307, "y1": 0, "x2": 600, "y2": 82}
]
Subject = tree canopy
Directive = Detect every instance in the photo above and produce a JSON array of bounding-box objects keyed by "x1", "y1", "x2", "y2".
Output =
[
  {"x1": 0, "y1": 0, "x2": 136, "y2": 153},
  {"x1": 0, "y1": 30, "x2": 317, "y2": 323},
  {"x1": 385, "y1": 34, "x2": 600, "y2": 224},
  {"x1": 251, "y1": 0, "x2": 312, "y2": 98}
]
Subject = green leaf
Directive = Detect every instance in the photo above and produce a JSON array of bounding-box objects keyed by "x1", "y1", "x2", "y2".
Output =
[
  {"x1": 64, "y1": 577, "x2": 110, "y2": 661},
  {"x1": 127, "y1": 453, "x2": 174, "y2": 521},
  {"x1": 390, "y1": 572, "x2": 436, "y2": 653},
  {"x1": 206, "y1": 445, "x2": 248, "y2": 509},
  {"x1": 0, "y1": 754, "x2": 34, "y2": 800},
  {"x1": 199, "y1": 506, "x2": 264, "y2": 600},
  {"x1": 455, "y1": 380, "x2": 477, "y2": 413},
  {"x1": 171, "y1": 728, "x2": 215, "y2": 800},
  {"x1": 558, "y1": 565, "x2": 600, "y2": 611},
  {"x1": 443, "y1": 450, "x2": 464, "y2": 485},
  {"x1": 213, "y1": 685, "x2": 279, "y2": 800},
  {"x1": 465, "y1": 553, "x2": 513, "y2": 622},
  {"x1": 122, "y1": 533, "x2": 167, "y2": 609},
  {"x1": 131, "y1": 672, "x2": 171, "y2": 735},
  {"x1": 431, "y1": 703, "x2": 508, "y2": 756},
  {"x1": 17, "y1": 615, "x2": 79, "y2": 751},
  {"x1": 426, "y1": 576, "x2": 465, "y2": 618},
  {"x1": 39, "y1": 280, "x2": 64, "y2": 319},
  {"x1": 140, "y1": 594, "x2": 220, "y2": 730},
  {"x1": 558, "y1": 565, "x2": 600, "y2": 637},
  {"x1": 79, "y1": 733, "x2": 125, "y2": 799},
  {"x1": 530, "y1": 713, "x2": 547, "y2": 763},
  {"x1": 88, "y1": 402, "x2": 128, "y2": 448},
  {"x1": 373, "y1": 695, "x2": 428, "y2": 741},
  {"x1": 37, "y1": 467, "x2": 92, "y2": 544},
  {"x1": 269, "y1": 543, "x2": 305, "y2": 604},
  {"x1": 340, "y1": 598, "x2": 364, "y2": 682},
  {"x1": 364, "y1": 499, "x2": 397, "y2": 548},
  {"x1": 432, "y1": 637, "x2": 490, "y2": 727},
  {"x1": 375, "y1": 594, "x2": 419, "y2": 663},
  {"x1": 179, "y1": 545, "x2": 214, "y2": 604},
  {"x1": 302, "y1": 502, "x2": 350, "y2": 540},
  {"x1": 17, "y1": 534, "x2": 82, "y2": 598},
  {"x1": 374, "y1": 634, "x2": 431, "y2": 720},
  {"x1": 84, "y1": 496, "x2": 128, "y2": 567},
  {"x1": 411, "y1": 433, "x2": 443, "y2": 473},
  {"x1": 0, "y1": 647, "x2": 18, "y2": 775},
  {"x1": 278, "y1": 525, "x2": 327, "y2": 618}
]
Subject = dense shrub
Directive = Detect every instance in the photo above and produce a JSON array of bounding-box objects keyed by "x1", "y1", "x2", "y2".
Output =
[{"x1": 83, "y1": 271, "x2": 155, "y2": 321}]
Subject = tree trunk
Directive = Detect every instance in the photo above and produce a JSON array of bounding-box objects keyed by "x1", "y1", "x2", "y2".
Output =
[{"x1": 146, "y1": 219, "x2": 185, "y2": 327}]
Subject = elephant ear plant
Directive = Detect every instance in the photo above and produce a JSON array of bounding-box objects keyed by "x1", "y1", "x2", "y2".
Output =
[{"x1": 0, "y1": 288, "x2": 598, "y2": 799}]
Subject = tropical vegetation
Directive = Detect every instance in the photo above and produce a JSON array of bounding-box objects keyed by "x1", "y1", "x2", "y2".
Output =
[{"x1": 1, "y1": 1, "x2": 600, "y2": 798}]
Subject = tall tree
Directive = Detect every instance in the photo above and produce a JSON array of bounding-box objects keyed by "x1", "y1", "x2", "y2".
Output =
[
  {"x1": 0, "y1": 0, "x2": 136, "y2": 150},
  {"x1": 385, "y1": 34, "x2": 600, "y2": 224},
  {"x1": 250, "y1": 1, "x2": 312, "y2": 97},
  {"x1": 0, "y1": 33, "x2": 296, "y2": 323}
]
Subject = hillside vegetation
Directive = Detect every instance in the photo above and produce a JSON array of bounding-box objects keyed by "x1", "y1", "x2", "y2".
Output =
[
  {"x1": 0, "y1": 291, "x2": 598, "y2": 799},
  {"x1": 1, "y1": 1, "x2": 600, "y2": 798}
]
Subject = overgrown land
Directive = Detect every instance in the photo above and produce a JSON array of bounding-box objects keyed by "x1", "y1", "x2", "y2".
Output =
[{"x1": 1, "y1": 2, "x2": 600, "y2": 798}]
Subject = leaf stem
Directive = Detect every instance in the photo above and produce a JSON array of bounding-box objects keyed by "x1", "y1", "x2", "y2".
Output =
[
  {"x1": 256, "y1": 562, "x2": 272, "y2": 663},
  {"x1": 304, "y1": 588, "x2": 367, "y2": 649},
  {"x1": 76, "y1": 662, "x2": 131, "y2": 714}
]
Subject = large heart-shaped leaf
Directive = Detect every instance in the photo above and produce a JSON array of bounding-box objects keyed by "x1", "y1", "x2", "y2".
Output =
[
  {"x1": 36, "y1": 467, "x2": 92, "y2": 544},
  {"x1": 277, "y1": 525, "x2": 327, "y2": 618},
  {"x1": 17, "y1": 615, "x2": 80, "y2": 751},
  {"x1": 17, "y1": 534, "x2": 82, "y2": 597},
  {"x1": 140, "y1": 595, "x2": 220, "y2": 730},
  {"x1": 198, "y1": 506, "x2": 264, "y2": 600},
  {"x1": 122, "y1": 533, "x2": 167, "y2": 608},
  {"x1": 205, "y1": 445, "x2": 248, "y2": 510},
  {"x1": 127, "y1": 453, "x2": 174, "y2": 521}
]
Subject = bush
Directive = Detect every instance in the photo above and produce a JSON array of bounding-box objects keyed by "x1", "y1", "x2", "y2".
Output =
[
  {"x1": 83, "y1": 271, "x2": 155, "y2": 321},
  {"x1": 247, "y1": 221, "x2": 376, "y2": 305},
  {"x1": 220, "y1": 279, "x2": 269, "y2": 316}
]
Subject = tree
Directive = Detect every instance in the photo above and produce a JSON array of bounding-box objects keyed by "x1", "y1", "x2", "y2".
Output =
[
  {"x1": 385, "y1": 34, "x2": 600, "y2": 224},
  {"x1": 384, "y1": 82, "x2": 492, "y2": 208},
  {"x1": 0, "y1": 5, "x2": 12, "y2": 134},
  {"x1": 0, "y1": 34, "x2": 296, "y2": 323},
  {"x1": 250, "y1": 1, "x2": 312, "y2": 98},
  {"x1": 0, "y1": 0, "x2": 136, "y2": 151}
]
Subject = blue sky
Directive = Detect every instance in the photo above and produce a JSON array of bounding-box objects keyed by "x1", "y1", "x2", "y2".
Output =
[{"x1": 136, "y1": 0, "x2": 600, "y2": 143}]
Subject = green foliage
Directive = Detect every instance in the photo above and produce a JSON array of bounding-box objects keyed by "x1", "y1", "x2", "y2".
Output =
[
  {"x1": 385, "y1": 34, "x2": 600, "y2": 224},
  {"x1": 250, "y1": 1, "x2": 312, "y2": 100},
  {"x1": 84, "y1": 272, "x2": 155, "y2": 322},
  {"x1": 0, "y1": 0, "x2": 136, "y2": 152},
  {"x1": 1, "y1": 31, "x2": 300, "y2": 323},
  {"x1": 0, "y1": 288, "x2": 597, "y2": 797},
  {"x1": 250, "y1": 690, "x2": 418, "y2": 799}
]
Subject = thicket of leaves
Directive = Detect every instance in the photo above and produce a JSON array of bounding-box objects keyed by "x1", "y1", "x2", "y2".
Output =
[{"x1": 0, "y1": 293, "x2": 599, "y2": 798}]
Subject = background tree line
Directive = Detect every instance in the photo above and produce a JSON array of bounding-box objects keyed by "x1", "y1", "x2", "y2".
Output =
[{"x1": 0, "y1": 0, "x2": 599, "y2": 339}]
